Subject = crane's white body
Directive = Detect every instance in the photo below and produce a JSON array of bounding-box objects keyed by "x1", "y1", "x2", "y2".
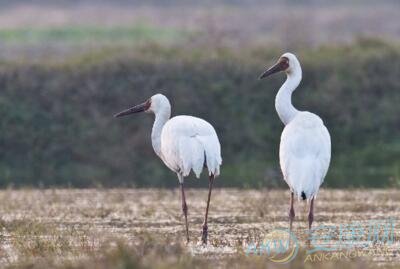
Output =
[
  {"x1": 161, "y1": 116, "x2": 221, "y2": 181},
  {"x1": 116, "y1": 93, "x2": 221, "y2": 243},
  {"x1": 280, "y1": 111, "x2": 331, "y2": 200},
  {"x1": 275, "y1": 53, "x2": 331, "y2": 200},
  {"x1": 148, "y1": 94, "x2": 222, "y2": 183}
]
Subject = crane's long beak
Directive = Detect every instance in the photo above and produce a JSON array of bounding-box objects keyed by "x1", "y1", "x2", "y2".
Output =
[
  {"x1": 259, "y1": 58, "x2": 288, "y2": 79},
  {"x1": 114, "y1": 100, "x2": 151, "y2": 118}
]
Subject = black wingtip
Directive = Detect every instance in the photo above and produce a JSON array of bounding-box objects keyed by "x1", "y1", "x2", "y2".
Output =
[{"x1": 301, "y1": 191, "x2": 306, "y2": 200}]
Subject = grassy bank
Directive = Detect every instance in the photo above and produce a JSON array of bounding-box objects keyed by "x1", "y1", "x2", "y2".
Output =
[{"x1": 0, "y1": 39, "x2": 399, "y2": 188}]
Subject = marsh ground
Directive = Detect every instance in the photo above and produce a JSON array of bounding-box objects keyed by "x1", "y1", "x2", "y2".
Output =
[{"x1": 0, "y1": 188, "x2": 399, "y2": 268}]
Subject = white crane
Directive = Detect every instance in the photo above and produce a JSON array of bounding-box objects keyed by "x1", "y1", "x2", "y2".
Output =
[
  {"x1": 259, "y1": 53, "x2": 331, "y2": 231},
  {"x1": 114, "y1": 93, "x2": 222, "y2": 244}
]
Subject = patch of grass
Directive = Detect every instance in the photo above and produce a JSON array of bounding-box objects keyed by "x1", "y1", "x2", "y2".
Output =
[
  {"x1": 0, "y1": 219, "x2": 96, "y2": 259},
  {"x1": 0, "y1": 25, "x2": 186, "y2": 45},
  {"x1": 7, "y1": 236, "x2": 397, "y2": 269},
  {"x1": 8, "y1": 233, "x2": 204, "y2": 269}
]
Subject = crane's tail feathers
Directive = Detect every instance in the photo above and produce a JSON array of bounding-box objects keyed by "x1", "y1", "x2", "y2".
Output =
[
  {"x1": 291, "y1": 158, "x2": 320, "y2": 202},
  {"x1": 197, "y1": 136, "x2": 222, "y2": 178},
  {"x1": 178, "y1": 135, "x2": 222, "y2": 179},
  {"x1": 179, "y1": 137, "x2": 204, "y2": 178}
]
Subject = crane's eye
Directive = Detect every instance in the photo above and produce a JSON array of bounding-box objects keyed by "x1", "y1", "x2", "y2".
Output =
[{"x1": 280, "y1": 57, "x2": 289, "y2": 69}]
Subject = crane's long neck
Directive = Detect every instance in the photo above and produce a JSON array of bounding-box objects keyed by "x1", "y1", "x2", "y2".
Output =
[
  {"x1": 275, "y1": 69, "x2": 302, "y2": 125},
  {"x1": 151, "y1": 109, "x2": 170, "y2": 158}
]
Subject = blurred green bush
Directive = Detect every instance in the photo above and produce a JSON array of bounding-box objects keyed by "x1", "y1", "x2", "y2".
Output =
[{"x1": 0, "y1": 39, "x2": 399, "y2": 188}]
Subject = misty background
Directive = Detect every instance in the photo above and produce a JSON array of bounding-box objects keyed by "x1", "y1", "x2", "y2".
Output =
[{"x1": 0, "y1": 0, "x2": 399, "y2": 188}]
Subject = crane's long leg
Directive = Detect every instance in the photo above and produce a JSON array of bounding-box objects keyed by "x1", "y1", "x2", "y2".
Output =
[
  {"x1": 306, "y1": 197, "x2": 315, "y2": 247},
  {"x1": 180, "y1": 182, "x2": 189, "y2": 243},
  {"x1": 289, "y1": 191, "x2": 295, "y2": 232},
  {"x1": 201, "y1": 174, "x2": 214, "y2": 244},
  {"x1": 308, "y1": 197, "x2": 314, "y2": 230}
]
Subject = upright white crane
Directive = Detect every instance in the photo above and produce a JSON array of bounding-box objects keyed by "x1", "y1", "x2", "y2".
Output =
[
  {"x1": 114, "y1": 93, "x2": 222, "y2": 244},
  {"x1": 259, "y1": 53, "x2": 331, "y2": 231}
]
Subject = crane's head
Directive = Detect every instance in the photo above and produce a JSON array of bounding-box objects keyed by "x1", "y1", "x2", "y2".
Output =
[
  {"x1": 114, "y1": 93, "x2": 171, "y2": 118},
  {"x1": 259, "y1": 52, "x2": 301, "y2": 79}
]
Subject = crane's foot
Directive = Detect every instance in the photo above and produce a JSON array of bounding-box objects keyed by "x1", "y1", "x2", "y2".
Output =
[{"x1": 201, "y1": 224, "x2": 208, "y2": 244}]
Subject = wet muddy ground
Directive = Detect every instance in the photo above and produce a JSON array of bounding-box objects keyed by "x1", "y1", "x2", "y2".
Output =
[{"x1": 0, "y1": 189, "x2": 399, "y2": 268}]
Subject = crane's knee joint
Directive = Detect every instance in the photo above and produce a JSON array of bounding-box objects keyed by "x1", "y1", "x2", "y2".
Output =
[
  {"x1": 182, "y1": 203, "x2": 188, "y2": 214},
  {"x1": 289, "y1": 208, "x2": 295, "y2": 219},
  {"x1": 308, "y1": 212, "x2": 314, "y2": 223}
]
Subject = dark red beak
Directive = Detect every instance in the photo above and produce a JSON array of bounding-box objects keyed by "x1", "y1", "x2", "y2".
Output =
[
  {"x1": 114, "y1": 99, "x2": 151, "y2": 118},
  {"x1": 259, "y1": 57, "x2": 289, "y2": 79}
]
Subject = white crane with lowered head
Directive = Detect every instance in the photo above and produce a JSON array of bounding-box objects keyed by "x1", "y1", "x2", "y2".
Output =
[
  {"x1": 114, "y1": 93, "x2": 222, "y2": 244},
  {"x1": 259, "y1": 53, "x2": 331, "y2": 231}
]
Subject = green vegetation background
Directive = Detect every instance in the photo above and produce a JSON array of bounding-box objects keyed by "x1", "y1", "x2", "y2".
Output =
[{"x1": 0, "y1": 39, "x2": 399, "y2": 188}]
